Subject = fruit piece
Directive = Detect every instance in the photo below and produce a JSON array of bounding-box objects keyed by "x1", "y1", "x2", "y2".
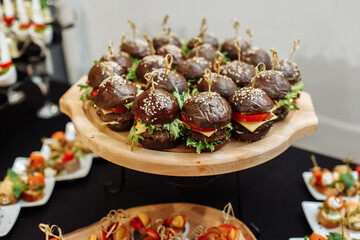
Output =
[
  {"x1": 101, "y1": 229, "x2": 107, "y2": 240},
  {"x1": 113, "y1": 226, "x2": 128, "y2": 240},
  {"x1": 130, "y1": 217, "x2": 144, "y2": 230},
  {"x1": 21, "y1": 190, "x2": 43, "y2": 202},
  {"x1": 218, "y1": 225, "x2": 237, "y2": 230},
  {"x1": 62, "y1": 150, "x2": 74, "y2": 163},
  {"x1": 28, "y1": 173, "x2": 45, "y2": 186},
  {"x1": 163, "y1": 219, "x2": 171, "y2": 227},
  {"x1": 171, "y1": 215, "x2": 186, "y2": 228},
  {"x1": 138, "y1": 213, "x2": 150, "y2": 227},
  {"x1": 51, "y1": 131, "x2": 67, "y2": 143},
  {"x1": 228, "y1": 228, "x2": 238, "y2": 240},
  {"x1": 145, "y1": 228, "x2": 159, "y2": 240},
  {"x1": 309, "y1": 232, "x2": 326, "y2": 240}
]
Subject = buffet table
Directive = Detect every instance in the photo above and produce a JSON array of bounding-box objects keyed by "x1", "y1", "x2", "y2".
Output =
[{"x1": 0, "y1": 81, "x2": 342, "y2": 240}]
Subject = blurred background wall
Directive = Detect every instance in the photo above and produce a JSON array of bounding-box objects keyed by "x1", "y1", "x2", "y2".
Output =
[{"x1": 58, "y1": 0, "x2": 360, "y2": 160}]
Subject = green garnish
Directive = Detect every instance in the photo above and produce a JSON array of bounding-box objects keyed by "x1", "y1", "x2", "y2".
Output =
[
  {"x1": 274, "y1": 81, "x2": 305, "y2": 112},
  {"x1": 77, "y1": 83, "x2": 94, "y2": 101},
  {"x1": 93, "y1": 60, "x2": 100, "y2": 65},
  {"x1": 136, "y1": 84, "x2": 144, "y2": 96},
  {"x1": 328, "y1": 232, "x2": 347, "y2": 240},
  {"x1": 126, "y1": 126, "x2": 144, "y2": 151},
  {"x1": 7, "y1": 169, "x2": 27, "y2": 198},
  {"x1": 222, "y1": 52, "x2": 231, "y2": 64},
  {"x1": 172, "y1": 87, "x2": 189, "y2": 109},
  {"x1": 181, "y1": 41, "x2": 191, "y2": 56},
  {"x1": 125, "y1": 102, "x2": 133, "y2": 109},
  {"x1": 340, "y1": 172, "x2": 355, "y2": 188},
  {"x1": 126, "y1": 58, "x2": 139, "y2": 81}
]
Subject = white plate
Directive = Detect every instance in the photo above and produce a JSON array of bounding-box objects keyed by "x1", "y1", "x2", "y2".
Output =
[
  {"x1": 303, "y1": 171, "x2": 359, "y2": 201},
  {"x1": 0, "y1": 204, "x2": 21, "y2": 237},
  {"x1": 289, "y1": 238, "x2": 303, "y2": 240},
  {"x1": 18, "y1": 178, "x2": 55, "y2": 208},
  {"x1": 302, "y1": 201, "x2": 360, "y2": 239}
]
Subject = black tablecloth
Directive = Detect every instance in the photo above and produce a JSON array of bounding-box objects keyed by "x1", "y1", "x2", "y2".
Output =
[{"x1": 0, "y1": 81, "x2": 342, "y2": 240}]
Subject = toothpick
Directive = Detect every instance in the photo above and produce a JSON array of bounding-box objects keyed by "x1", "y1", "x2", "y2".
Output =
[
  {"x1": 250, "y1": 62, "x2": 266, "y2": 89},
  {"x1": 143, "y1": 33, "x2": 155, "y2": 55},
  {"x1": 127, "y1": 20, "x2": 140, "y2": 41},
  {"x1": 234, "y1": 39, "x2": 242, "y2": 62},
  {"x1": 193, "y1": 225, "x2": 205, "y2": 237},
  {"x1": 311, "y1": 154, "x2": 319, "y2": 168},
  {"x1": 246, "y1": 28, "x2": 253, "y2": 46},
  {"x1": 108, "y1": 40, "x2": 115, "y2": 55},
  {"x1": 270, "y1": 48, "x2": 280, "y2": 70},
  {"x1": 222, "y1": 202, "x2": 235, "y2": 225},
  {"x1": 39, "y1": 224, "x2": 64, "y2": 240},
  {"x1": 164, "y1": 54, "x2": 173, "y2": 74},
  {"x1": 100, "y1": 209, "x2": 129, "y2": 238},
  {"x1": 194, "y1": 37, "x2": 201, "y2": 57},
  {"x1": 162, "y1": 14, "x2": 169, "y2": 27},
  {"x1": 213, "y1": 51, "x2": 223, "y2": 75},
  {"x1": 144, "y1": 72, "x2": 157, "y2": 90},
  {"x1": 289, "y1": 39, "x2": 300, "y2": 61},
  {"x1": 232, "y1": 18, "x2": 240, "y2": 38},
  {"x1": 100, "y1": 63, "x2": 114, "y2": 79},
  {"x1": 203, "y1": 69, "x2": 213, "y2": 99},
  {"x1": 199, "y1": 18, "x2": 208, "y2": 37},
  {"x1": 121, "y1": 33, "x2": 127, "y2": 48}
]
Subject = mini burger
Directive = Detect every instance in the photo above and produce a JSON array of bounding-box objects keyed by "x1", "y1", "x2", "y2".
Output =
[
  {"x1": 156, "y1": 44, "x2": 186, "y2": 66},
  {"x1": 95, "y1": 72, "x2": 138, "y2": 132},
  {"x1": 187, "y1": 18, "x2": 218, "y2": 49},
  {"x1": 152, "y1": 15, "x2": 181, "y2": 50},
  {"x1": 248, "y1": 62, "x2": 292, "y2": 121},
  {"x1": 197, "y1": 54, "x2": 237, "y2": 100},
  {"x1": 120, "y1": 20, "x2": 151, "y2": 59},
  {"x1": 220, "y1": 39, "x2": 255, "y2": 87},
  {"x1": 100, "y1": 41, "x2": 133, "y2": 70},
  {"x1": 145, "y1": 54, "x2": 188, "y2": 94},
  {"x1": 221, "y1": 19, "x2": 250, "y2": 61},
  {"x1": 189, "y1": 43, "x2": 217, "y2": 62},
  {"x1": 317, "y1": 195, "x2": 345, "y2": 229},
  {"x1": 182, "y1": 72, "x2": 232, "y2": 153},
  {"x1": 79, "y1": 61, "x2": 125, "y2": 101},
  {"x1": 229, "y1": 87, "x2": 275, "y2": 142},
  {"x1": 127, "y1": 73, "x2": 189, "y2": 150},
  {"x1": 135, "y1": 34, "x2": 165, "y2": 83}
]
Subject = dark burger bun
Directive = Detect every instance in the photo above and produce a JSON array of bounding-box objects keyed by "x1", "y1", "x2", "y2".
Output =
[
  {"x1": 88, "y1": 61, "x2": 126, "y2": 88},
  {"x1": 177, "y1": 57, "x2": 211, "y2": 79},
  {"x1": 220, "y1": 37, "x2": 250, "y2": 60},
  {"x1": 274, "y1": 59, "x2": 301, "y2": 85},
  {"x1": 135, "y1": 55, "x2": 165, "y2": 83},
  {"x1": 197, "y1": 73, "x2": 237, "y2": 100},
  {"x1": 132, "y1": 89, "x2": 179, "y2": 125},
  {"x1": 189, "y1": 43, "x2": 217, "y2": 62},
  {"x1": 229, "y1": 87, "x2": 274, "y2": 114},
  {"x1": 188, "y1": 32, "x2": 219, "y2": 49},
  {"x1": 121, "y1": 39, "x2": 151, "y2": 59},
  {"x1": 153, "y1": 32, "x2": 181, "y2": 50},
  {"x1": 273, "y1": 105, "x2": 288, "y2": 122},
  {"x1": 232, "y1": 120, "x2": 272, "y2": 142},
  {"x1": 220, "y1": 61, "x2": 254, "y2": 87},
  {"x1": 242, "y1": 47, "x2": 272, "y2": 70},
  {"x1": 100, "y1": 51, "x2": 133, "y2": 70},
  {"x1": 144, "y1": 68, "x2": 188, "y2": 94},
  {"x1": 139, "y1": 129, "x2": 181, "y2": 150},
  {"x1": 182, "y1": 92, "x2": 232, "y2": 129},
  {"x1": 250, "y1": 70, "x2": 291, "y2": 99},
  {"x1": 96, "y1": 109, "x2": 134, "y2": 131},
  {"x1": 156, "y1": 44, "x2": 186, "y2": 66},
  {"x1": 95, "y1": 75, "x2": 138, "y2": 109}
]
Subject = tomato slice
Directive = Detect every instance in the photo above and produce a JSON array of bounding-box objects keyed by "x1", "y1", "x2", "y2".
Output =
[
  {"x1": 51, "y1": 131, "x2": 67, "y2": 143},
  {"x1": 108, "y1": 106, "x2": 127, "y2": 114},
  {"x1": 312, "y1": 169, "x2": 323, "y2": 185},
  {"x1": 90, "y1": 87, "x2": 99, "y2": 96},
  {"x1": 218, "y1": 224, "x2": 238, "y2": 230},
  {"x1": 145, "y1": 228, "x2": 159, "y2": 240},
  {"x1": 325, "y1": 195, "x2": 344, "y2": 211},
  {"x1": 28, "y1": 173, "x2": 45, "y2": 186},
  {"x1": 309, "y1": 232, "x2": 326, "y2": 240},
  {"x1": 181, "y1": 114, "x2": 215, "y2": 132},
  {"x1": 19, "y1": 23, "x2": 31, "y2": 29},
  {"x1": 0, "y1": 60, "x2": 13, "y2": 69},
  {"x1": 62, "y1": 150, "x2": 74, "y2": 163},
  {"x1": 134, "y1": 115, "x2": 139, "y2": 120},
  {"x1": 232, "y1": 111, "x2": 271, "y2": 123},
  {"x1": 3, "y1": 17, "x2": 15, "y2": 26},
  {"x1": 29, "y1": 152, "x2": 45, "y2": 168},
  {"x1": 356, "y1": 165, "x2": 360, "y2": 177},
  {"x1": 130, "y1": 216, "x2": 144, "y2": 230},
  {"x1": 34, "y1": 23, "x2": 46, "y2": 29}
]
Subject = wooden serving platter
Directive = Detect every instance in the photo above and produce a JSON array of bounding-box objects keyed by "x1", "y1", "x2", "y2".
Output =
[
  {"x1": 59, "y1": 76, "x2": 318, "y2": 176},
  {"x1": 63, "y1": 203, "x2": 256, "y2": 240}
]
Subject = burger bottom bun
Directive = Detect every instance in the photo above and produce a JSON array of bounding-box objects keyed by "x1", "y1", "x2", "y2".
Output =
[
  {"x1": 96, "y1": 109, "x2": 134, "y2": 132},
  {"x1": 232, "y1": 120, "x2": 272, "y2": 143},
  {"x1": 139, "y1": 129, "x2": 181, "y2": 150},
  {"x1": 273, "y1": 105, "x2": 289, "y2": 122},
  {"x1": 187, "y1": 128, "x2": 228, "y2": 142},
  {"x1": 199, "y1": 136, "x2": 231, "y2": 152},
  {"x1": 317, "y1": 209, "x2": 341, "y2": 228}
]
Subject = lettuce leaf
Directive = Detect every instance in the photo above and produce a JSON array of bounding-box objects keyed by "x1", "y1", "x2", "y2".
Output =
[
  {"x1": 340, "y1": 172, "x2": 355, "y2": 188},
  {"x1": 221, "y1": 52, "x2": 231, "y2": 64},
  {"x1": 126, "y1": 58, "x2": 139, "y2": 81},
  {"x1": 7, "y1": 169, "x2": 26, "y2": 198},
  {"x1": 181, "y1": 41, "x2": 190, "y2": 56},
  {"x1": 77, "y1": 83, "x2": 94, "y2": 101},
  {"x1": 172, "y1": 87, "x2": 189, "y2": 109},
  {"x1": 126, "y1": 125, "x2": 144, "y2": 151}
]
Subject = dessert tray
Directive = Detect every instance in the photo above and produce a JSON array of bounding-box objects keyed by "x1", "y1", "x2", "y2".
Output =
[
  {"x1": 59, "y1": 76, "x2": 318, "y2": 176},
  {"x1": 0, "y1": 204, "x2": 21, "y2": 237},
  {"x1": 63, "y1": 202, "x2": 256, "y2": 240}
]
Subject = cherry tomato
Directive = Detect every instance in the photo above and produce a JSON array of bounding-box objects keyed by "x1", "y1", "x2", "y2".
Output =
[
  {"x1": 356, "y1": 165, "x2": 360, "y2": 177},
  {"x1": 29, "y1": 152, "x2": 45, "y2": 168},
  {"x1": 145, "y1": 228, "x2": 159, "y2": 240},
  {"x1": 101, "y1": 229, "x2": 108, "y2": 240},
  {"x1": 181, "y1": 114, "x2": 215, "y2": 132},
  {"x1": 28, "y1": 173, "x2": 45, "y2": 186},
  {"x1": 62, "y1": 150, "x2": 74, "y2": 163},
  {"x1": 232, "y1": 111, "x2": 271, "y2": 123},
  {"x1": 90, "y1": 87, "x2": 99, "y2": 96},
  {"x1": 51, "y1": 131, "x2": 67, "y2": 143},
  {"x1": 163, "y1": 218, "x2": 171, "y2": 227},
  {"x1": 0, "y1": 60, "x2": 13, "y2": 69},
  {"x1": 19, "y1": 23, "x2": 31, "y2": 29},
  {"x1": 312, "y1": 169, "x2": 323, "y2": 186},
  {"x1": 3, "y1": 17, "x2": 15, "y2": 26},
  {"x1": 309, "y1": 232, "x2": 326, "y2": 240},
  {"x1": 325, "y1": 195, "x2": 344, "y2": 211},
  {"x1": 130, "y1": 217, "x2": 144, "y2": 230},
  {"x1": 33, "y1": 23, "x2": 45, "y2": 29},
  {"x1": 108, "y1": 106, "x2": 127, "y2": 114}
]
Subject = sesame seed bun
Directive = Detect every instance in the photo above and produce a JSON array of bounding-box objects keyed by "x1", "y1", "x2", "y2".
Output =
[
  {"x1": 100, "y1": 51, "x2": 133, "y2": 70},
  {"x1": 144, "y1": 69, "x2": 188, "y2": 94},
  {"x1": 135, "y1": 55, "x2": 165, "y2": 83},
  {"x1": 189, "y1": 43, "x2": 217, "y2": 62},
  {"x1": 88, "y1": 61, "x2": 126, "y2": 88},
  {"x1": 274, "y1": 59, "x2": 301, "y2": 85},
  {"x1": 242, "y1": 47, "x2": 272, "y2": 70},
  {"x1": 220, "y1": 61, "x2": 254, "y2": 87},
  {"x1": 188, "y1": 32, "x2": 219, "y2": 49},
  {"x1": 177, "y1": 57, "x2": 211, "y2": 79},
  {"x1": 197, "y1": 73, "x2": 237, "y2": 100},
  {"x1": 220, "y1": 37, "x2": 250, "y2": 60},
  {"x1": 121, "y1": 39, "x2": 151, "y2": 59},
  {"x1": 153, "y1": 32, "x2": 181, "y2": 50},
  {"x1": 156, "y1": 44, "x2": 186, "y2": 66},
  {"x1": 229, "y1": 87, "x2": 274, "y2": 113}
]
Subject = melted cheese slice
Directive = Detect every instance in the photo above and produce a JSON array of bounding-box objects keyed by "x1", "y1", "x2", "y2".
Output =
[
  {"x1": 135, "y1": 121, "x2": 148, "y2": 134},
  {"x1": 235, "y1": 113, "x2": 277, "y2": 133},
  {"x1": 192, "y1": 129, "x2": 216, "y2": 137},
  {"x1": 101, "y1": 109, "x2": 113, "y2": 115}
]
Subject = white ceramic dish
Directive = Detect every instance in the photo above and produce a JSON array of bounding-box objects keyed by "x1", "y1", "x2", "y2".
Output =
[
  {"x1": 303, "y1": 171, "x2": 358, "y2": 201},
  {"x1": 0, "y1": 204, "x2": 21, "y2": 237},
  {"x1": 289, "y1": 238, "x2": 303, "y2": 240},
  {"x1": 302, "y1": 201, "x2": 360, "y2": 239},
  {"x1": 17, "y1": 177, "x2": 55, "y2": 208}
]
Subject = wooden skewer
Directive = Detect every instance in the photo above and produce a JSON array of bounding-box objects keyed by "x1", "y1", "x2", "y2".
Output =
[
  {"x1": 164, "y1": 54, "x2": 173, "y2": 74},
  {"x1": 143, "y1": 33, "x2": 155, "y2": 56},
  {"x1": 289, "y1": 39, "x2": 300, "y2": 61},
  {"x1": 234, "y1": 39, "x2": 242, "y2": 62},
  {"x1": 203, "y1": 69, "x2": 213, "y2": 99}
]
